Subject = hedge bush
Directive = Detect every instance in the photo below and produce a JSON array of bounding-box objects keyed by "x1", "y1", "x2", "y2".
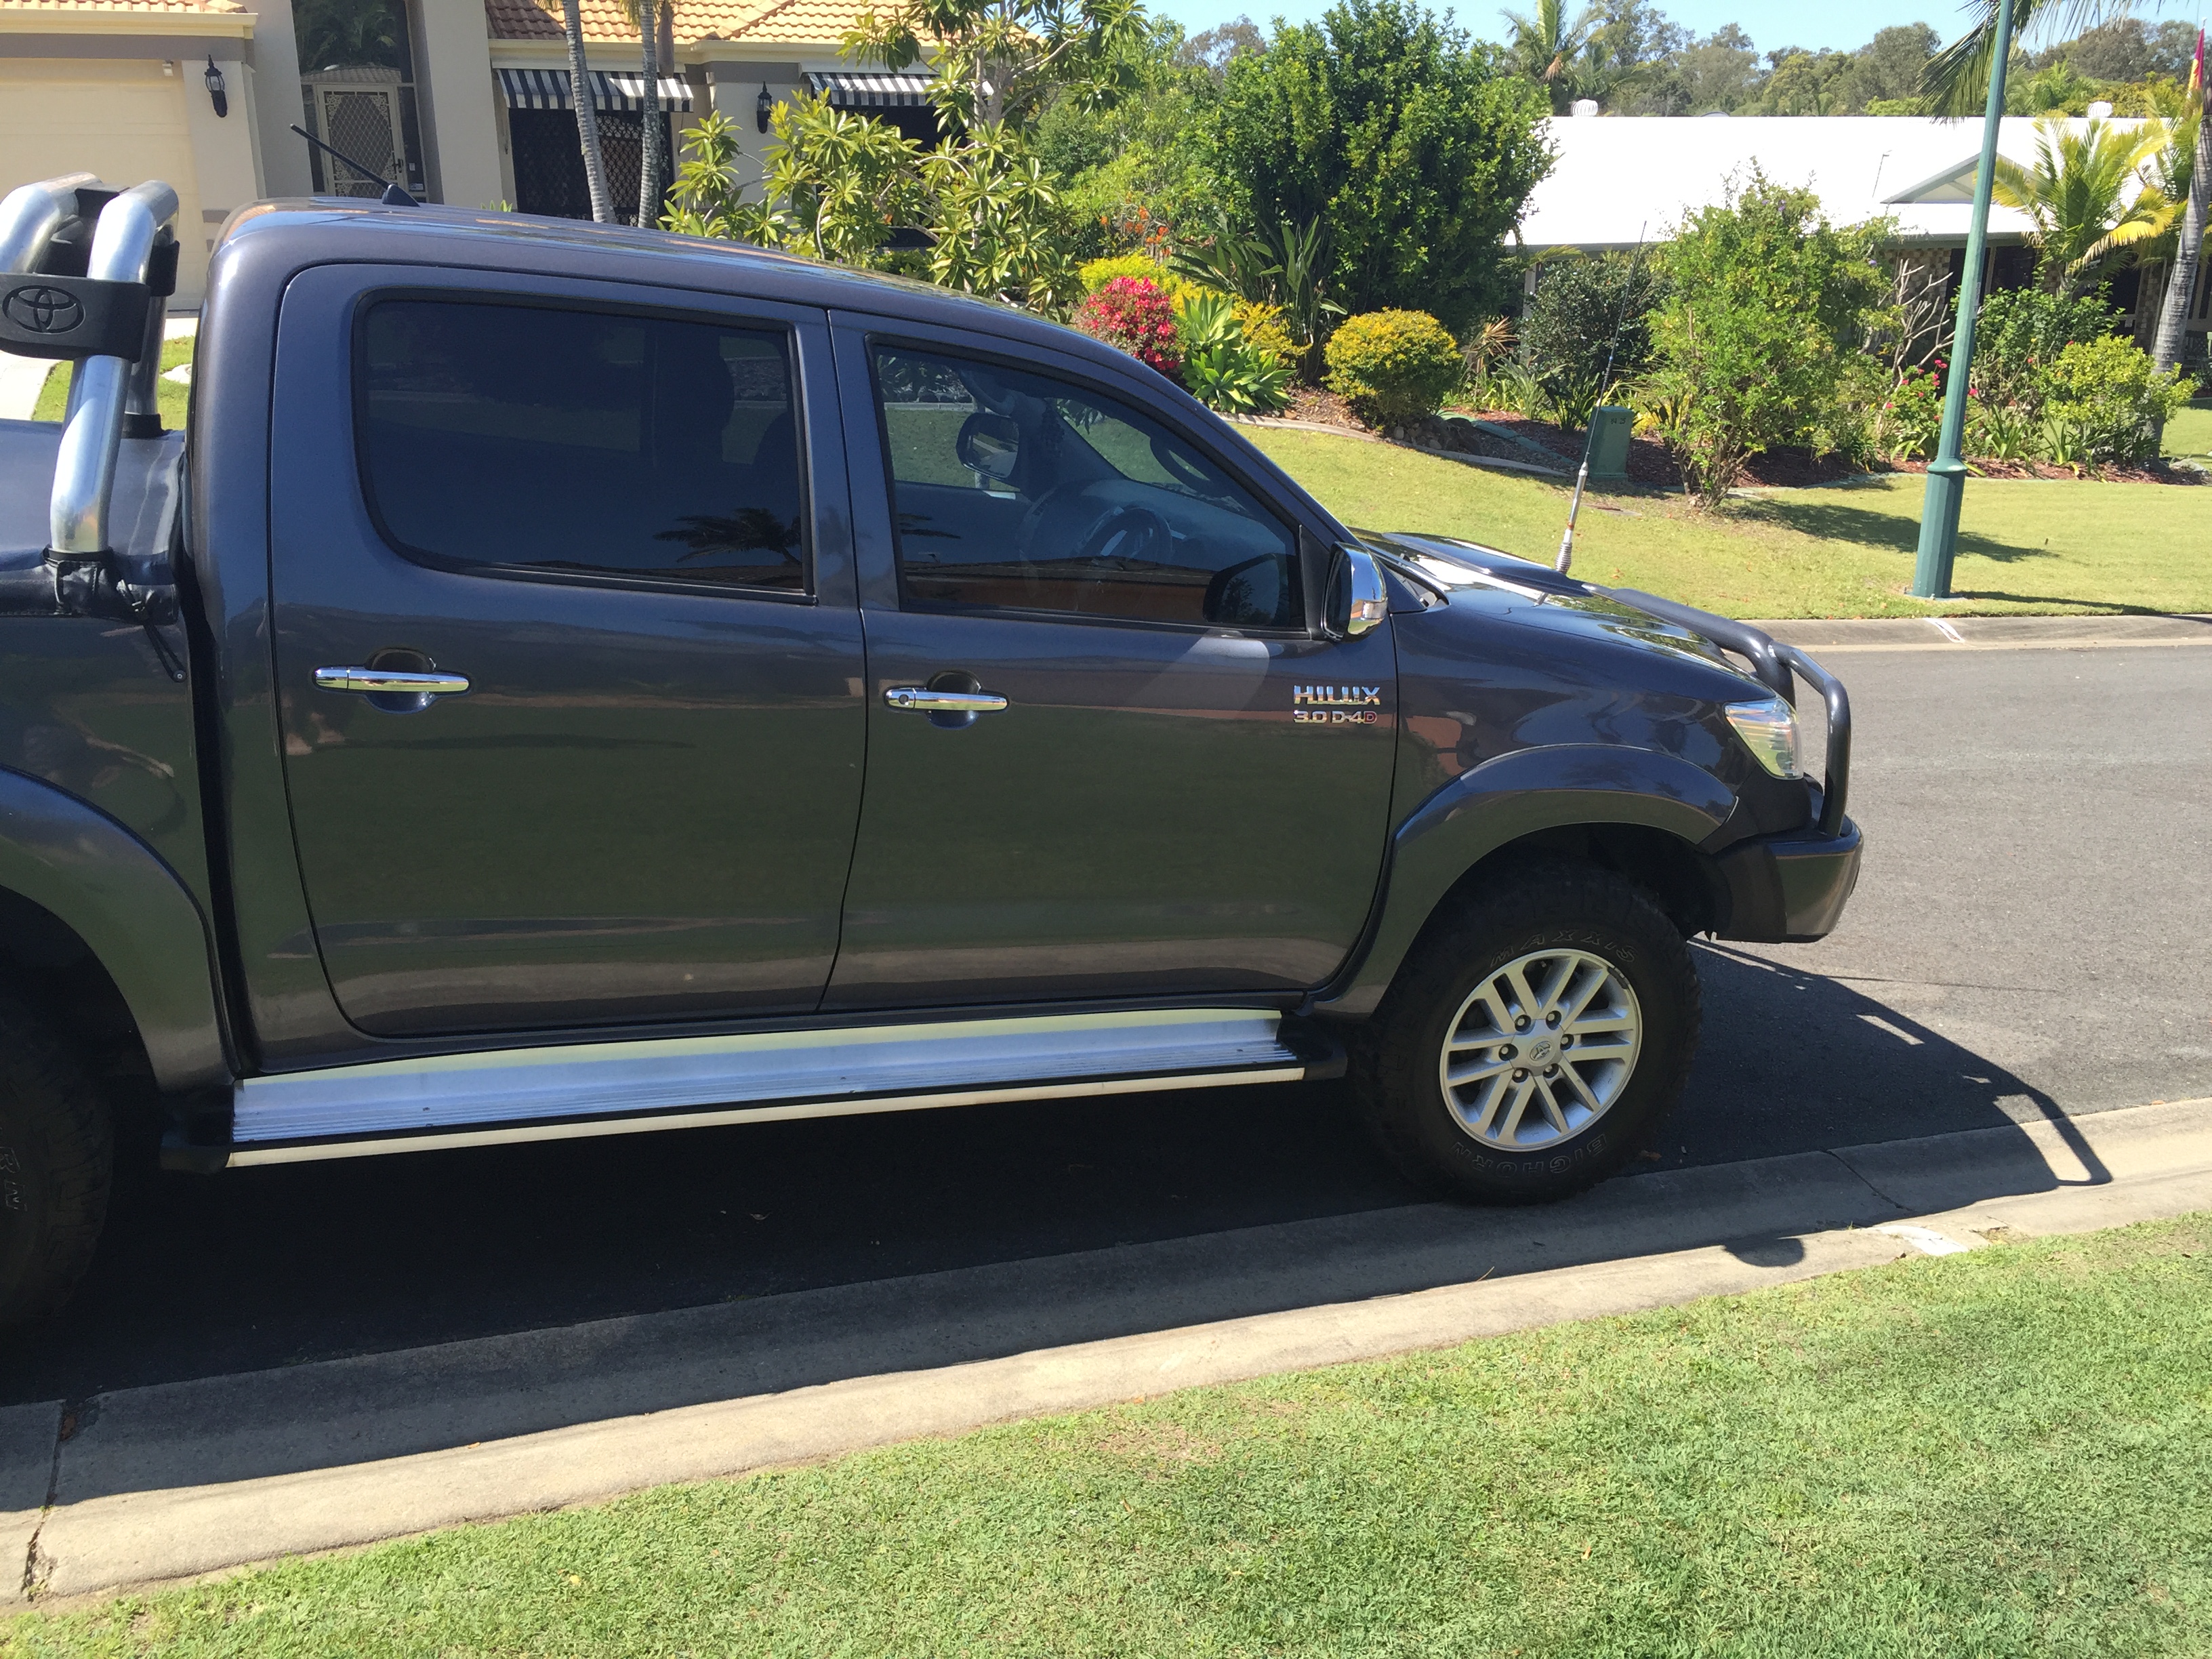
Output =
[
  {"x1": 1519, "y1": 252, "x2": 1666, "y2": 430},
  {"x1": 1324, "y1": 309, "x2": 1462, "y2": 428},
  {"x1": 1078, "y1": 254, "x2": 1195, "y2": 299},
  {"x1": 2041, "y1": 334, "x2": 2196, "y2": 465}
]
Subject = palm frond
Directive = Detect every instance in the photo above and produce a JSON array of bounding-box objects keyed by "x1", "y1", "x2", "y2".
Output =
[{"x1": 1916, "y1": 0, "x2": 2127, "y2": 118}]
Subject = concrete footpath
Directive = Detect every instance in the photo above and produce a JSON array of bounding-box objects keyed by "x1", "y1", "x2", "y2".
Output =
[{"x1": 6, "y1": 1097, "x2": 2209, "y2": 1605}]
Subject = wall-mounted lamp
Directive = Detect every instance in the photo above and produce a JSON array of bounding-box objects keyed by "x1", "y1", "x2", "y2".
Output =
[
  {"x1": 203, "y1": 55, "x2": 229, "y2": 118},
  {"x1": 756, "y1": 81, "x2": 773, "y2": 134}
]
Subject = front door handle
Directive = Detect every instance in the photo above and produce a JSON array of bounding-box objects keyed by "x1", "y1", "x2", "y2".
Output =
[
  {"x1": 314, "y1": 667, "x2": 471, "y2": 697},
  {"x1": 883, "y1": 687, "x2": 1009, "y2": 714}
]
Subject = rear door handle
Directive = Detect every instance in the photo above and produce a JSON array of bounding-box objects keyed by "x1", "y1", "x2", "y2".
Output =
[
  {"x1": 314, "y1": 667, "x2": 471, "y2": 697},
  {"x1": 883, "y1": 687, "x2": 1008, "y2": 714}
]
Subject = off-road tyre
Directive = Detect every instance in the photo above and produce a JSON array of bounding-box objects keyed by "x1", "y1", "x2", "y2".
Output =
[
  {"x1": 0, "y1": 994, "x2": 112, "y2": 1329},
  {"x1": 1353, "y1": 859, "x2": 1700, "y2": 1204}
]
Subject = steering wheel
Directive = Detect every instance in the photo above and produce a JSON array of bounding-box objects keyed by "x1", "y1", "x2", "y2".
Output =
[{"x1": 1071, "y1": 501, "x2": 1173, "y2": 567}]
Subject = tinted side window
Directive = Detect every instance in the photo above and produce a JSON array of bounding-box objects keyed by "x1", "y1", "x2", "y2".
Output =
[
  {"x1": 359, "y1": 300, "x2": 806, "y2": 594},
  {"x1": 872, "y1": 344, "x2": 1298, "y2": 629}
]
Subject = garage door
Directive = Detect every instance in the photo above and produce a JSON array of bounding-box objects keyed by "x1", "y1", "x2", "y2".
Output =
[{"x1": 0, "y1": 60, "x2": 205, "y2": 302}]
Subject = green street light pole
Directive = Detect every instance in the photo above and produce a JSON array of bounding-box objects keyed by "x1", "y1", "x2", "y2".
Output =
[{"x1": 1912, "y1": 0, "x2": 2018, "y2": 600}]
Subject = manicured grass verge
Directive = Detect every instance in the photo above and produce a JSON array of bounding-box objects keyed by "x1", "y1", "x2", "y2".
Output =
[
  {"x1": 1251, "y1": 426, "x2": 2212, "y2": 618},
  {"x1": 30, "y1": 334, "x2": 192, "y2": 430},
  {"x1": 7, "y1": 1214, "x2": 2209, "y2": 1657},
  {"x1": 2162, "y1": 398, "x2": 2212, "y2": 460}
]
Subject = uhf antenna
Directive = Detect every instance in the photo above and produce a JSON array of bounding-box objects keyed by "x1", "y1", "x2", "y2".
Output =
[
  {"x1": 1555, "y1": 221, "x2": 1647, "y2": 575},
  {"x1": 290, "y1": 123, "x2": 419, "y2": 207}
]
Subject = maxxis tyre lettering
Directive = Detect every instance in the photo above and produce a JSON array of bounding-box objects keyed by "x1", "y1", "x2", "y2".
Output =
[
  {"x1": 1352, "y1": 859, "x2": 1700, "y2": 1205},
  {"x1": 0, "y1": 993, "x2": 113, "y2": 1329}
]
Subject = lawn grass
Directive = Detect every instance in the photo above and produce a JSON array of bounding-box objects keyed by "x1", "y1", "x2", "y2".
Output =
[
  {"x1": 7, "y1": 1213, "x2": 2209, "y2": 1657},
  {"x1": 2163, "y1": 398, "x2": 2212, "y2": 461},
  {"x1": 1251, "y1": 426, "x2": 2212, "y2": 618},
  {"x1": 30, "y1": 333, "x2": 192, "y2": 430}
]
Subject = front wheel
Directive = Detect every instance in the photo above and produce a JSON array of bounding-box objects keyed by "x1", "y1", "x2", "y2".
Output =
[{"x1": 1353, "y1": 861, "x2": 1700, "y2": 1204}]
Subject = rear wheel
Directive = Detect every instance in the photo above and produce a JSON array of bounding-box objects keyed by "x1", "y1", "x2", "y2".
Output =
[
  {"x1": 1353, "y1": 861, "x2": 1700, "y2": 1204},
  {"x1": 0, "y1": 994, "x2": 112, "y2": 1328}
]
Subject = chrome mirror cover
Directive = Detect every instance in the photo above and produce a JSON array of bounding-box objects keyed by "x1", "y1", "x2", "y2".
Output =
[{"x1": 1325, "y1": 544, "x2": 1389, "y2": 640}]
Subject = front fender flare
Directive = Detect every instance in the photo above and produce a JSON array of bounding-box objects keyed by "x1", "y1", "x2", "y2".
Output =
[
  {"x1": 1311, "y1": 744, "x2": 1735, "y2": 1019},
  {"x1": 0, "y1": 766, "x2": 230, "y2": 1090}
]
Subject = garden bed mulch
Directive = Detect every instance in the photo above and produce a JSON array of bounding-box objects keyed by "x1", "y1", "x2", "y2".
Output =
[
  {"x1": 1868, "y1": 454, "x2": 2204, "y2": 486},
  {"x1": 1270, "y1": 387, "x2": 2204, "y2": 489}
]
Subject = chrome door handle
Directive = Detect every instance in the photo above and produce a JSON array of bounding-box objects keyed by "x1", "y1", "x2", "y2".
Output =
[
  {"x1": 883, "y1": 687, "x2": 1008, "y2": 714},
  {"x1": 314, "y1": 667, "x2": 471, "y2": 697}
]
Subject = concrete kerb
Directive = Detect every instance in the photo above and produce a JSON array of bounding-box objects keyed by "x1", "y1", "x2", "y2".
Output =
[
  {"x1": 9, "y1": 1097, "x2": 2211, "y2": 1605},
  {"x1": 1755, "y1": 613, "x2": 2212, "y2": 653},
  {"x1": 0, "y1": 1402, "x2": 59, "y2": 1608}
]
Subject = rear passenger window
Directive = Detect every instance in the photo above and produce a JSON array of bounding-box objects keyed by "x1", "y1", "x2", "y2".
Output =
[{"x1": 356, "y1": 300, "x2": 806, "y2": 594}]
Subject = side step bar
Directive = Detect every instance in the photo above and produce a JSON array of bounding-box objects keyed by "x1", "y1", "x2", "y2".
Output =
[{"x1": 171, "y1": 1009, "x2": 1334, "y2": 1169}]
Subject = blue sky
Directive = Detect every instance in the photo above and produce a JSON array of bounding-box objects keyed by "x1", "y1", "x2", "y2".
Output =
[{"x1": 1160, "y1": 0, "x2": 1989, "y2": 56}]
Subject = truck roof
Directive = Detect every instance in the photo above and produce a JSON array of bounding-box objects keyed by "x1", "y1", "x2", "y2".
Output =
[{"x1": 213, "y1": 199, "x2": 1116, "y2": 369}]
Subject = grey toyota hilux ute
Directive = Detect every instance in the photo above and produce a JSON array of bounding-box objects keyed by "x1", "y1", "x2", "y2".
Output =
[{"x1": 0, "y1": 176, "x2": 1861, "y2": 1326}]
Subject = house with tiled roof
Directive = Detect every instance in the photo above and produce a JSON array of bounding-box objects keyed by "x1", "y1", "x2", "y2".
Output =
[
  {"x1": 479, "y1": 0, "x2": 938, "y2": 219},
  {"x1": 0, "y1": 0, "x2": 281, "y2": 303},
  {"x1": 0, "y1": 0, "x2": 931, "y2": 302}
]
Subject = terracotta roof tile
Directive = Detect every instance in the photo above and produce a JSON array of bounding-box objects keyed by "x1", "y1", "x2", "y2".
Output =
[
  {"x1": 483, "y1": 0, "x2": 859, "y2": 43},
  {"x1": 724, "y1": 0, "x2": 863, "y2": 41},
  {"x1": 1, "y1": 1, "x2": 247, "y2": 12}
]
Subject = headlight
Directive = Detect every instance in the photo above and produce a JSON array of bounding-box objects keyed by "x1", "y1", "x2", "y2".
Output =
[{"x1": 1725, "y1": 697, "x2": 1802, "y2": 778}]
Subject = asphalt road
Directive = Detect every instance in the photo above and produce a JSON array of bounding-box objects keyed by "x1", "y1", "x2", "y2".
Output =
[{"x1": 4, "y1": 639, "x2": 2207, "y2": 1405}]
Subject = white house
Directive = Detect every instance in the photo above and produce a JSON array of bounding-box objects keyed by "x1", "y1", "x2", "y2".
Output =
[{"x1": 1520, "y1": 112, "x2": 2208, "y2": 348}]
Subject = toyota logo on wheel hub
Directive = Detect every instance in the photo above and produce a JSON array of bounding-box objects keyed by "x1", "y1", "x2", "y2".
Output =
[{"x1": 3, "y1": 286, "x2": 84, "y2": 334}]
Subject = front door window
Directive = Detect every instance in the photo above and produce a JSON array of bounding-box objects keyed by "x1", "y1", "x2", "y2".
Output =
[{"x1": 872, "y1": 344, "x2": 1300, "y2": 631}]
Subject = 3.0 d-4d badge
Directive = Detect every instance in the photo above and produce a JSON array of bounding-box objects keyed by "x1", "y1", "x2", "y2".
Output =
[{"x1": 1293, "y1": 684, "x2": 1382, "y2": 724}]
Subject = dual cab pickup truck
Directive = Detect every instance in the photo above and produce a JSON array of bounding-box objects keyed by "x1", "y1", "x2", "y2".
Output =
[{"x1": 0, "y1": 175, "x2": 1860, "y2": 1326}]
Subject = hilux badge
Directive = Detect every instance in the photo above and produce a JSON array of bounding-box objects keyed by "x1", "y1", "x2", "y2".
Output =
[{"x1": 1292, "y1": 684, "x2": 1382, "y2": 726}]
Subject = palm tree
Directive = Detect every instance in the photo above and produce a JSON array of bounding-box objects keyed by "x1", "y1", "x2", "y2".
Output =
[
  {"x1": 1923, "y1": 0, "x2": 2209, "y2": 371},
  {"x1": 1500, "y1": 0, "x2": 1601, "y2": 114},
  {"x1": 2110, "y1": 85, "x2": 2207, "y2": 347},
  {"x1": 561, "y1": 0, "x2": 615, "y2": 223},
  {"x1": 619, "y1": 0, "x2": 665, "y2": 228},
  {"x1": 1993, "y1": 115, "x2": 2172, "y2": 294}
]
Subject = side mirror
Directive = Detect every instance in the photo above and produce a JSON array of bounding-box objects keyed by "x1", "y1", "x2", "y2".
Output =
[
  {"x1": 1324, "y1": 545, "x2": 1389, "y2": 640},
  {"x1": 955, "y1": 411, "x2": 1021, "y2": 483}
]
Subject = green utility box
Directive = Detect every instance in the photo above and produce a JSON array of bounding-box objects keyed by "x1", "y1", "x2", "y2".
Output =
[{"x1": 1586, "y1": 405, "x2": 1633, "y2": 480}]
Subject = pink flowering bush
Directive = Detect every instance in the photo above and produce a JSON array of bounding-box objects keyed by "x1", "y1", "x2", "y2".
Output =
[
  {"x1": 1071, "y1": 276, "x2": 1181, "y2": 377},
  {"x1": 1873, "y1": 359, "x2": 1946, "y2": 460}
]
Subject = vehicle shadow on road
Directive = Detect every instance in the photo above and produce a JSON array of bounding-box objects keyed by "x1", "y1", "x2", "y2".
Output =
[{"x1": 6, "y1": 944, "x2": 2125, "y2": 1502}]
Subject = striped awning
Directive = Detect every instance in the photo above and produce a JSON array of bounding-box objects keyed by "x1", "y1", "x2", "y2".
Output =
[
  {"x1": 496, "y1": 67, "x2": 693, "y2": 113},
  {"x1": 805, "y1": 70, "x2": 934, "y2": 108}
]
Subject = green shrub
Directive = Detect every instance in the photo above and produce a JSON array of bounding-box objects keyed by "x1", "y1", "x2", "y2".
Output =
[
  {"x1": 1639, "y1": 170, "x2": 1887, "y2": 505},
  {"x1": 1174, "y1": 291, "x2": 1292, "y2": 414},
  {"x1": 1202, "y1": 0, "x2": 1551, "y2": 332},
  {"x1": 1971, "y1": 287, "x2": 2122, "y2": 419},
  {"x1": 1232, "y1": 299, "x2": 1296, "y2": 371},
  {"x1": 1324, "y1": 309, "x2": 1463, "y2": 428},
  {"x1": 1519, "y1": 253, "x2": 1667, "y2": 430},
  {"x1": 2039, "y1": 333, "x2": 2196, "y2": 464},
  {"x1": 1079, "y1": 253, "x2": 1194, "y2": 298}
]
